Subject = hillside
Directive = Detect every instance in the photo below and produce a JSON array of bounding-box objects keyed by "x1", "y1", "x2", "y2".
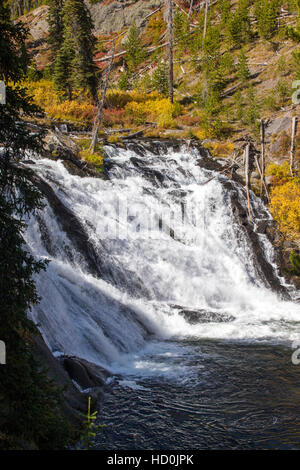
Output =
[{"x1": 14, "y1": 0, "x2": 300, "y2": 272}]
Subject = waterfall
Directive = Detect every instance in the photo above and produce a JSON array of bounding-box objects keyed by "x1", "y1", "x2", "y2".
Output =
[{"x1": 24, "y1": 143, "x2": 300, "y2": 379}]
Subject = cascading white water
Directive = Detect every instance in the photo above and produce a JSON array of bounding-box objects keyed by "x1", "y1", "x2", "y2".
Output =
[{"x1": 25, "y1": 144, "x2": 300, "y2": 381}]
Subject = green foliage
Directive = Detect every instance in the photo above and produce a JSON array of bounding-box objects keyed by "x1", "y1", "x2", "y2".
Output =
[
  {"x1": 227, "y1": 0, "x2": 251, "y2": 46},
  {"x1": 47, "y1": 0, "x2": 64, "y2": 64},
  {"x1": 254, "y1": 0, "x2": 281, "y2": 40},
  {"x1": 118, "y1": 71, "x2": 130, "y2": 91},
  {"x1": 286, "y1": 0, "x2": 300, "y2": 42},
  {"x1": 54, "y1": 37, "x2": 75, "y2": 100},
  {"x1": 174, "y1": 10, "x2": 190, "y2": 52},
  {"x1": 219, "y1": 0, "x2": 231, "y2": 27},
  {"x1": 26, "y1": 61, "x2": 42, "y2": 82},
  {"x1": 52, "y1": 0, "x2": 98, "y2": 102},
  {"x1": 237, "y1": 49, "x2": 250, "y2": 83},
  {"x1": 290, "y1": 250, "x2": 300, "y2": 276},
  {"x1": 152, "y1": 61, "x2": 169, "y2": 97},
  {"x1": 234, "y1": 89, "x2": 244, "y2": 121},
  {"x1": 124, "y1": 22, "x2": 146, "y2": 72},
  {"x1": 277, "y1": 56, "x2": 287, "y2": 75},
  {"x1": 245, "y1": 86, "x2": 260, "y2": 128},
  {"x1": 79, "y1": 397, "x2": 105, "y2": 450},
  {"x1": 292, "y1": 49, "x2": 300, "y2": 79},
  {"x1": 0, "y1": 1, "x2": 70, "y2": 449}
]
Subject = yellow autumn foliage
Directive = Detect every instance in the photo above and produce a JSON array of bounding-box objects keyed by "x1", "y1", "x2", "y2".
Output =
[
  {"x1": 26, "y1": 79, "x2": 62, "y2": 108},
  {"x1": 269, "y1": 180, "x2": 300, "y2": 240},
  {"x1": 125, "y1": 98, "x2": 180, "y2": 128},
  {"x1": 25, "y1": 80, "x2": 95, "y2": 122},
  {"x1": 106, "y1": 89, "x2": 160, "y2": 108},
  {"x1": 266, "y1": 161, "x2": 291, "y2": 185}
]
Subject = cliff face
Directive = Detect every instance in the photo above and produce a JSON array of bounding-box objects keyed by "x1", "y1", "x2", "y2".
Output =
[
  {"x1": 20, "y1": 1, "x2": 162, "y2": 39},
  {"x1": 87, "y1": 0, "x2": 162, "y2": 34}
]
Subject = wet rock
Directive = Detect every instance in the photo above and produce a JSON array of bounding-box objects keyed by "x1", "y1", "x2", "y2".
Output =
[
  {"x1": 31, "y1": 175, "x2": 103, "y2": 279},
  {"x1": 61, "y1": 356, "x2": 110, "y2": 390},
  {"x1": 33, "y1": 335, "x2": 88, "y2": 425},
  {"x1": 169, "y1": 305, "x2": 235, "y2": 324}
]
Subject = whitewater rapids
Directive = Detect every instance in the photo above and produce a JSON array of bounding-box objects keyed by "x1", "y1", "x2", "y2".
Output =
[{"x1": 24, "y1": 143, "x2": 300, "y2": 381}]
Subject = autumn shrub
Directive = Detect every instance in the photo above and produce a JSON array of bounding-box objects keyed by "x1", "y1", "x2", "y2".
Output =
[
  {"x1": 47, "y1": 100, "x2": 95, "y2": 122},
  {"x1": 206, "y1": 141, "x2": 235, "y2": 158},
  {"x1": 145, "y1": 11, "x2": 165, "y2": 44},
  {"x1": 106, "y1": 89, "x2": 160, "y2": 108},
  {"x1": 269, "y1": 180, "x2": 300, "y2": 240},
  {"x1": 102, "y1": 108, "x2": 127, "y2": 126},
  {"x1": 177, "y1": 115, "x2": 203, "y2": 127},
  {"x1": 26, "y1": 79, "x2": 62, "y2": 109},
  {"x1": 25, "y1": 80, "x2": 95, "y2": 123},
  {"x1": 125, "y1": 98, "x2": 181, "y2": 128},
  {"x1": 266, "y1": 161, "x2": 292, "y2": 185}
]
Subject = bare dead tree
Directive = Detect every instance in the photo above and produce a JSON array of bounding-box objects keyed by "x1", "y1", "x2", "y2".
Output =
[
  {"x1": 167, "y1": 0, "x2": 174, "y2": 103},
  {"x1": 89, "y1": 40, "x2": 115, "y2": 154},
  {"x1": 203, "y1": 0, "x2": 209, "y2": 45},
  {"x1": 188, "y1": 0, "x2": 194, "y2": 18},
  {"x1": 290, "y1": 116, "x2": 297, "y2": 177},
  {"x1": 244, "y1": 143, "x2": 252, "y2": 222},
  {"x1": 260, "y1": 119, "x2": 265, "y2": 197}
]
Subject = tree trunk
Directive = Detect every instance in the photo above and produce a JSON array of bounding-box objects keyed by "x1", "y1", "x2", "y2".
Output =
[
  {"x1": 188, "y1": 0, "x2": 194, "y2": 18},
  {"x1": 290, "y1": 116, "x2": 297, "y2": 177},
  {"x1": 167, "y1": 0, "x2": 174, "y2": 104},
  {"x1": 244, "y1": 143, "x2": 252, "y2": 222},
  {"x1": 89, "y1": 40, "x2": 115, "y2": 154},
  {"x1": 203, "y1": 0, "x2": 209, "y2": 45},
  {"x1": 260, "y1": 119, "x2": 265, "y2": 197},
  {"x1": 67, "y1": 83, "x2": 72, "y2": 101}
]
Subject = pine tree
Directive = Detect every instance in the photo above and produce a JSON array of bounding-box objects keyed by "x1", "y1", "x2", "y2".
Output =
[
  {"x1": 53, "y1": 0, "x2": 98, "y2": 102},
  {"x1": 124, "y1": 22, "x2": 146, "y2": 72},
  {"x1": 54, "y1": 36, "x2": 75, "y2": 100},
  {"x1": 174, "y1": 10, "x2": 190, "y2": 52},
  {"x1": 235, "y1": 89, "x2": 244, "y2": 122},
  {"x1": 219, "y1": 0, "x2": 231, "y2": 27},
  {"x1": 245, "y1": 85, "x2": 259, "y2": 127},
  {"x1": 237, "y1": 48, "x2": 250, "y2": 83},
  {"x1": 118, "y1": 71, "x2": 130, "y2": 90},
  {"x1": 152, "y1": 61, "x2": 169, "y2": 96},
  {"x1": 286, "y1": 0, "x2": 300, "y2": 42},
  {"x1": 0, "y1": 1, "x2": 70, "y2": 449},
  {"x1": 228, "y1": 0, "x2": 251, "y2": 46},
  {"x1": 254, "y1": 0, "x2": 280, "y2": 40},
  {"x1": 47, "y1": 0, "x2": 64, "y2": 66}
]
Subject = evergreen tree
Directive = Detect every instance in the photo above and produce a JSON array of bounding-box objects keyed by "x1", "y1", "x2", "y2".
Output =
[
  {"x1": 152, "y1": 61, "x2": 169, "y2": 96},
  {"x1": 245, "y1": 85, "x2": 259, "y2": 127},
  {"x1": 124, "y1": 22, "x2": 146, "y2": 72},
  {"x1": 118, "y1": 71, "x2": 130, "y2": 90},
  {"x1": 228, "y1": 0, "x2": 251, "y2": 46},
  {"x1": 54, "y1": 35, "x2": 75, "y2": 100},
  {"x1": 286, "y1": 0, "x2": 300, "y2": 42},
  {"x1": 237, "y1": 48, "x2": 250, "y2": 83},
  {"x1": 235, "y1": 89, "x2": 244, "y2": 121},
  {"x1": 0, "y1": 1, "x2": 70, "y2": 449},
  {"x1": 219, "y1": 0, "x2": 232, "y2": 27},
  {"x1": 174, "y1": 10, "x2": 190, "y2": 52},
  {"x1": 47, "y1": 0, "x2": 64, "y2": 65},
  {"x1": 254, "y1": 0, "x2": 280, "y2": 40},
  {"x1": 53, "y1": 0, "x2": 98, "y2": 102}
]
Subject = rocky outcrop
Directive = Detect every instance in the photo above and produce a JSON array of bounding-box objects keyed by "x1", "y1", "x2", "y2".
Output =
[
  {"x1": 33, "y1": 335, "x2": 88, "y2": 426},
  {"x1": 34, "y1": 336, "x2": 110, "y2": 426},
  {"x1": 87, "y1": 0, "x2": 162, "y2": 34}
]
